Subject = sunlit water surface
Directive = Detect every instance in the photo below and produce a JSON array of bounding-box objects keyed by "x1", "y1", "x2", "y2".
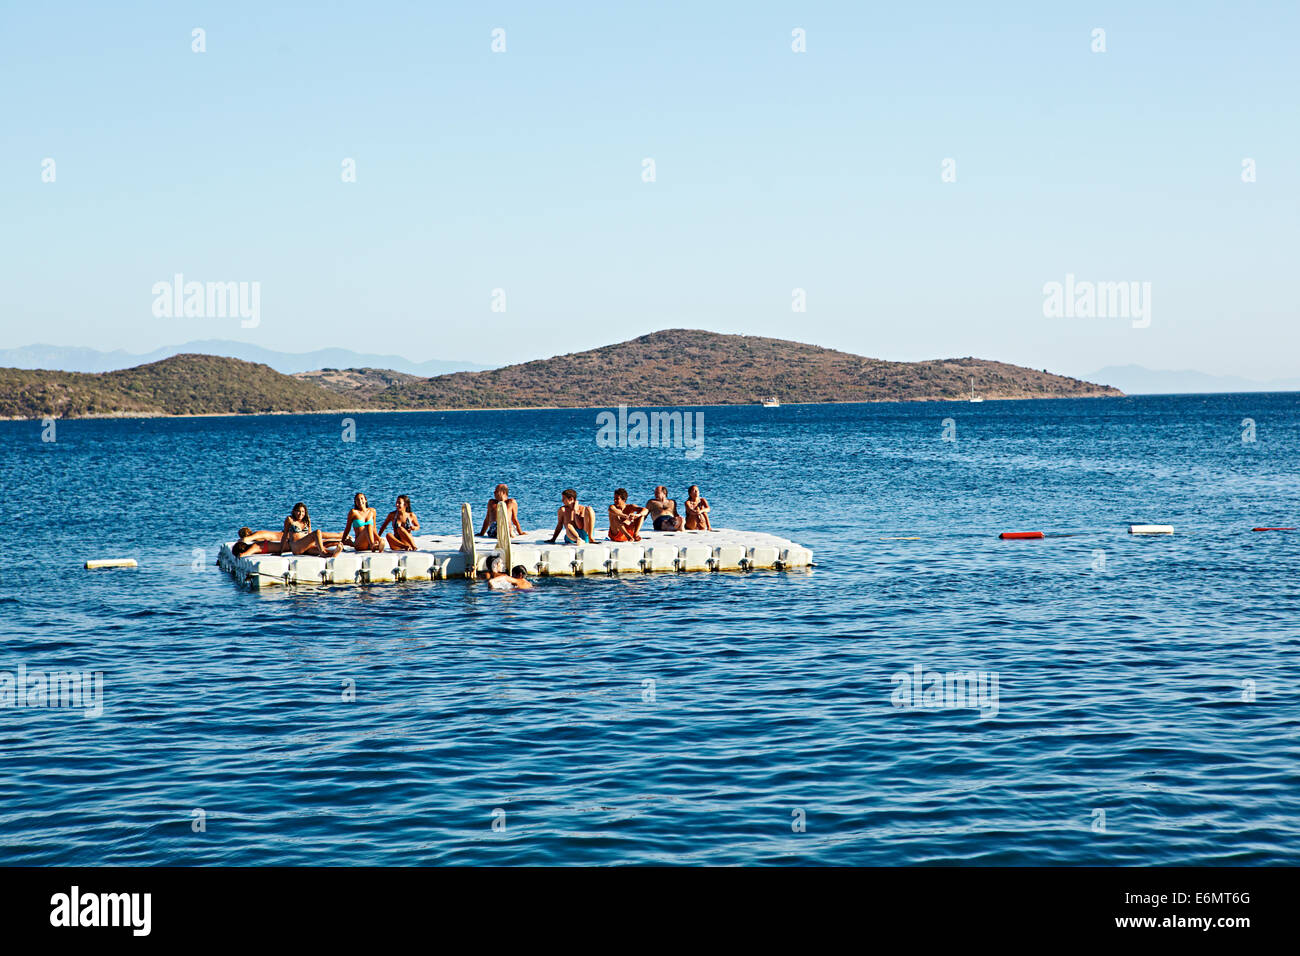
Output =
[{"x1": 1, "y1": 396, "x2": 1297, "y2": 864}]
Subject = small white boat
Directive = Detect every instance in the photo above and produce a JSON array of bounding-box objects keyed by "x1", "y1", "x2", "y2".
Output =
[
  {"x1": 762, "y1": 397, "x2": 780, "y2": 407},
  {"x1": 968, "y1": 377, "x2": 983, "y2": 403}
]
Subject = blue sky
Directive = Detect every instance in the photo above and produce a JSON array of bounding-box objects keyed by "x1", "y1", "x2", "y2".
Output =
[{"x1": 2, "y1": 1, "x2": 1296, "y2": 378}]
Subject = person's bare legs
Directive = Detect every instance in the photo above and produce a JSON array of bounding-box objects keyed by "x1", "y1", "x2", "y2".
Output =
[
  {"x1": 386, "y1": 527, "x2": 415, "y2": 551},
  {"x1": 582, "y1": 505, "x2": 599, "y2": 542},
  {"x1": 625, "y1": 510, "x2": 646, "y2": 540},
  {"x1": 294, "y1": 531, "x2": 335, "y2": 556}
]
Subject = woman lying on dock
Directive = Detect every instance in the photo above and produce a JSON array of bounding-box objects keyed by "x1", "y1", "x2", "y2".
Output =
[
  {"x1": 281, "y1": 503, "x2": 342, "y2": 556},
  {"x1": 232, "y1": 528, "x2": 287, "y2": 557},
  {"x1": 379, "y1": 495, "x2": 420, "y2": 551},
  {"x1": 342, "y1": 493, "x2": 385, "y2": 552}
]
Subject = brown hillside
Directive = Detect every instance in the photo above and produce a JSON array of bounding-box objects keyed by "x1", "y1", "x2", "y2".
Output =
[
  {"x1": 0, "y1": 354, "x2": 348, "y2": 418},
  {"x1": 373, "y1": 329, "x2": 1121, "y2": 409}
]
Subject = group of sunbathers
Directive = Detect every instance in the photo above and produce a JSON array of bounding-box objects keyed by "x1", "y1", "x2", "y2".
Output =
[
  {"x1": 230, "y1": 493, "x2": 421, "y2": 557},
  {"x1": 474, "y1": 482, "x2": 711, "y2": 544},
  {"x1": 230, "y1": 484, "x2": 713, "y2": 562},
  {"x1": 542, "y1": 484, "x2": 712, "y2": 544}
]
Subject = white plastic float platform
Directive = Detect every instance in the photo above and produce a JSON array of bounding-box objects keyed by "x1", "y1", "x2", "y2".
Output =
[{"x1": 219, "y1": 503, "x2": 813, "y2": 589}]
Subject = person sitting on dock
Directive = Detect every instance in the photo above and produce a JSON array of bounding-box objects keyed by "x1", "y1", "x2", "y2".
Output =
[
  {"x1": 608, "y1": 488, "x2": 649, "y2": 542},
  {"x1": 380, "y1": 495, "x2": 420, "y2": 551},
  {"x1": 280, "y1": 503, "x2": 342, "y2": 556},
  {"x1": 684, "y1": 485, "x2": 713, "y2": 531},
  {"x1": 341, "y1": 493, "x2": 385, "y2": 552},
  {"x1": 645, "y1": 486, "x2": 685, "y2": 531},
  {"x1": 510, "y1": 565, "x2": 534, "y2": 589},
  {"x1": 548, "y1": 489, "x2": 599, "y2": 544},
  {"x1": 478, "y1": 483, "x2": 524, "y2": 538},
  {"x1": 486, "y1": 555, "x2": 515, "y2": 590}
]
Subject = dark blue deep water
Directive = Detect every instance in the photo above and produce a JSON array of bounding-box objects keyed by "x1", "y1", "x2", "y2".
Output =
[{"x1": 1, "y1": 395, "x2": 1298, "y2": 865}]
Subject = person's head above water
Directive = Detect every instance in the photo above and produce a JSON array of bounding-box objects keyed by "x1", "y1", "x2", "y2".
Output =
[
  {"x1": 488, "y1": 556, "x2": 505, "y2": 575},
  {"x1": 511, "y1": 565, "x2": 528, "y2": 579}
]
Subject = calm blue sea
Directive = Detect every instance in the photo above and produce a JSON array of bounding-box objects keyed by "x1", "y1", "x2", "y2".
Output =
[{"x1": 1, "y1": 395, "x2": 1298, "y2": 865}]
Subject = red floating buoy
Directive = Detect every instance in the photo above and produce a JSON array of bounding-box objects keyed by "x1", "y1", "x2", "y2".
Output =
[
  {"x1": 999, "y1": 531, "x2": 1045, "y2": 539},
  {"x1": 1251, "y1": 527, "x2": 1296, "y2": 532}
]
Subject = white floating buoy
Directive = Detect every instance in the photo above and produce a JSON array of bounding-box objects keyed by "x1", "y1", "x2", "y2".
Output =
[
  {"x1": 1128, "y1": 525, "x2": 1174, "y2": 535},
  {"x1": 85, "y1": 558, "x2": 138, "y2": 569}
]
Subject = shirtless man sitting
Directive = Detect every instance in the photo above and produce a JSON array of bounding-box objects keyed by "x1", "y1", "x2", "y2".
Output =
[
  {"x1": 479, "y1": 483, "x2": 524, "y2": 537},
  {"x1": 645, "y1": 486, "x2": 685, "y2": 531},
  {"x1": 547, "y1": 489, "x2": 600, "y2": 544},
  {"x1": 608, "y1": 488, "x2": 649, "y2": 542}
]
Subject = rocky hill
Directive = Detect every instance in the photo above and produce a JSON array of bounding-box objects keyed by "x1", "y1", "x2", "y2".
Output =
[
  {"x1": 372, "y1": 329, "x2": 1121, "y2": 409},
  {"x1": 0, "y1": 354, "x2": 348, "y2": 418}
]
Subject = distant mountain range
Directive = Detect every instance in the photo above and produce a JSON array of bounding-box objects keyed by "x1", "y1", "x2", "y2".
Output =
[
  {"x1": 1086, "y1": 365, "x2": 1300, "y2": 395},
  {"x1": 0, "y1": 341, "x2": 487, "y2": 376},
  {"x1": 0, "y1": 329, "x2": 1122, "y2": 419}
]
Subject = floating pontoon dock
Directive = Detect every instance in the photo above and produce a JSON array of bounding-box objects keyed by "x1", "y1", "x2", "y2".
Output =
[{"x1": 219, "y1": 503, "x2": 813, "y2": 589}]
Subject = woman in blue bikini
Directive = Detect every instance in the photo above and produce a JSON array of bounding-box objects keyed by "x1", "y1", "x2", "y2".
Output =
[{"x1": 341, "y1": 492, "x2": 385, "y2": 552}]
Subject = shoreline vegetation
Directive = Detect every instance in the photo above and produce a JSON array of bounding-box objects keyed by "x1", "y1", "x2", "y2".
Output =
[{"x1": 0, "y1": 329, "x2": 1123, "y2": 421}]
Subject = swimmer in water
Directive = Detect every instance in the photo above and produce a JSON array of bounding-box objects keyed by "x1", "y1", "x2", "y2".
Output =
[{"x1": 485, "y1": 555, "x2": 515, "y2": 590}]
